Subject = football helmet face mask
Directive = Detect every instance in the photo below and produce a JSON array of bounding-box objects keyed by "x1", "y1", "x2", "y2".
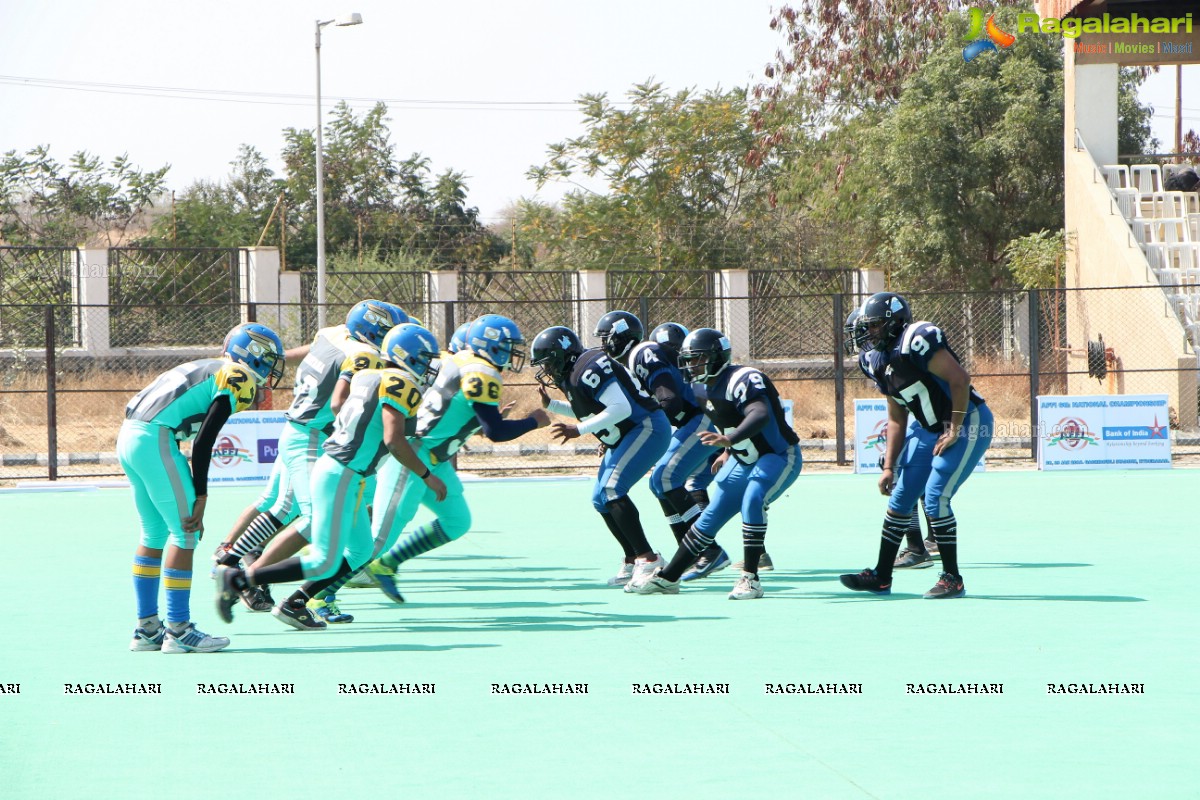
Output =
[
  {"x1": 382, "y1": 323, "x2": 441, "y2": 387},
  {"x1": 224, "y1": 323, "x2": 285, "y2": 388},
  {"x1": 594, "y1": 310, "x2": 644, "y2": 360},
  {"x1": 678, "y1": 328, "x2": 732, "y2": 384},
  {"x1": 649, "y1": 322, "x2": 689, "y2": 355},
  {"x1": 448, "y1": 322, "x2": 471, "y2": 354},
  {"x1": 530, "y1": 326, "x2": 584, "y2": 389},
  {"x1": 843, "y1": 307, "x2": 866, "y2": 356},
  {"x1": 346, "y1": 300, "x2": 408, "y2": 350},
  {"x1": 859, "y1": 292, "x2": 912, "y2": 352},
  {"x1": 467, "y1": 314, "x2": 526, "y2": 372}
]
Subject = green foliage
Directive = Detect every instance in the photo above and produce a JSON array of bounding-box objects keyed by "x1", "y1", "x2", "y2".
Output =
[
  {"x1": 523, "y1": 81, "x2": 782, "y2": 271},
  {"x1": 1005, "y1": 229, "x2": 1065, "y2": 289},
  {"x1": 0, "y1": 146, "x2": 169, "y2": 246},
  {"x1": 1117, "y1": 68, "x2": 1158, "y2": 157}
]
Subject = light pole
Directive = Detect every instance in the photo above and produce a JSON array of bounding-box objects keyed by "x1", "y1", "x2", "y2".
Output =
[{"x1": 314, "y1": 12, "x2": 363, "y2": 329}]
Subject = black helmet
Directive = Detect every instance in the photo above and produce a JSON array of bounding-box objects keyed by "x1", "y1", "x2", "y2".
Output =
[
  {"x1": 843, "y1": 307, "x2": 865, "y2": 356},
  {"x1": 649, "y1": 322, "x2": 689, "y2": 355},
  {"x1": 530, "y1": 326, "x2": 584, "y2": 389},
  {"x1": 859, "y1": 292, "x2": 912, "y2": 352},
  {"x1": 678, "y1": 328, "x2": 732, "y2": 383},
  {"x1": 594, "y1": 310, "x2": 643, "y2": 360}
]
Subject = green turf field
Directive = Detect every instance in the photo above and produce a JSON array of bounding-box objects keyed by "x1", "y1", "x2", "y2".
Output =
[{"x1": 1, "y1": 470, "x2": 1197, "y2": 799}]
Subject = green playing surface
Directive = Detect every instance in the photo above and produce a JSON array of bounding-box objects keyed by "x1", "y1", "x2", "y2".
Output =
[{"x1": 1, "y1": 470, "x2": 1196, "y2": 799}]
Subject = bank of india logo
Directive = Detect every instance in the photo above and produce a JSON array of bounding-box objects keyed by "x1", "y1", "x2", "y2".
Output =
[
  {"x1": 212, "y1": 434, "x2": 252, "y2": 467},
  {"x1": 862, "y1": 420, "x2": 887, "y2": 452},
  {"x1": 962, "y1": 8, "x2": 1016, "y2": 61},
  {"x1": 1048, "y1": 417, "x2": 1098, "y2": 451}
]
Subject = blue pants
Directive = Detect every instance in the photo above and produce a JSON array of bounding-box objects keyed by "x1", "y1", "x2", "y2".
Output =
[
  {"x1": 694, "y1": 444, "x2": 803, "y2": 536},
  {"x1": 591, "y1": 412, "x2": 672, "y2": 512},
  {"x1": 649, "y1": 414, "x2": 719, "y2": 499},
  {"x1": 888, "y1": 405, "x2": 993, "y2": 518}
]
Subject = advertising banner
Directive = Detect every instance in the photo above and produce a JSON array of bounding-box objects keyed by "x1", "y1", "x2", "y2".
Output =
[
  {"x1": 1037, "y1": 395, "x2": 1171, "y2": 470},
  {"x1": 853, "y1": 399, "x2": 987, "y2": 474},
  {"x1": 207, "y1": 411, "x2": 287, "y2": 484}
]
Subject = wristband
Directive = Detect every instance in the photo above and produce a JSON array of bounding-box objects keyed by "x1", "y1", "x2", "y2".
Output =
[{"x1": 419, "y1": 466, "x2": 431, "y2": 480}]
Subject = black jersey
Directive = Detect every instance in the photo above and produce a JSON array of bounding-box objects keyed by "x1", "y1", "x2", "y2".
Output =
[
  {"x1": 705, "y1": 365, "x2": 799, "y2": 465},
  {"x1": 564, "y1": 348, "x2": 661, "y2": 445}
]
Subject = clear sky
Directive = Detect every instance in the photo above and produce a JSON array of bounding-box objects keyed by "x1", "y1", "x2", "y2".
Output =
[{"x1": 1, "y1": 2, "x2": 1196, "y2": 228}]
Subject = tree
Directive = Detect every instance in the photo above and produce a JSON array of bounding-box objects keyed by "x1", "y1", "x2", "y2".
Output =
[
  {"x1": 846, "y1": 11, "x2": 1066, "y2": 290},
  {"x1": 524, "y1": 81, "x2": 782, "y2": 271},
  {"x1": 1117, "y1": 68, "x2": 1159, "y2": 158},
  {"x1": 0, "y1": 145, "x2": 169, "y2": 246},
  {"x1": 1005, "y1": 229, "x2": 1065, "y2": 289}
]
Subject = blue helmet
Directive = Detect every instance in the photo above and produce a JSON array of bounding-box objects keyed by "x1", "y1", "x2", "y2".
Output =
[
  {"x1": 448, "y1": 322, "x2": 471, "y2": 354},
  {"x1": 649, "y1": 322, "x2": 689, "y2": 354},
  {"x1": 467, "y1": 314, "x2": 525, "y2": 372},
  {"x1": 382, "y1": 323, "x2": 441, "y2": 387},
  {"x1": 346, "y1": 300, "x2": 408, "y2": 349},
  {"x1": 224, "y1": 323, "x2": 285, "y2": 387}
]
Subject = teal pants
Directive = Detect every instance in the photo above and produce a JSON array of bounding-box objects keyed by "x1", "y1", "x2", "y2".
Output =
[
  {"x1": 304, "y1": 456, "x2": 374, "y2": 580},
  {"x1": 117, "y1": 419, "x2": 198, "y2": 550},
  {"x1": 277, "y1": 420, "x2": 326, "y2": 541},
  {"x1": 369, "y1": 450, "x2": 471, "y2": 558}
]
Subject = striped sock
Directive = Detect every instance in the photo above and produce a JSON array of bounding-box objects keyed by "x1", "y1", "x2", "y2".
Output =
[
  {"x1": 132, "y1": 555, "x2": 161, "y2": 620},
  {"x1": 662, "y1": 525, "x2": 715, "y2": 582},
  {"x1": 875, "y1": 510, "x2": 910, "y2": 583},
  {"x1": 230, "y1": 513, "x2": 282, "y2": 560},
  {"x1": 741, "y1": 522, "x2": 767, "y2": 575},
  {"x1": 929, "y1": 515, "x2": 958, "y2": 576},
  {"x1": 163, "y1": 568, "x2": 192, "y2": 626},
  {"x1": 380, "y1": 521, "x2": 452, "y2": 570}
]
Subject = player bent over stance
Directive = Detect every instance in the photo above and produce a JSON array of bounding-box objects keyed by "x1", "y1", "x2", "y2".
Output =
[
  {"x1": 532, "y1": 325, "x2": 672, "y2": 587},
  {"x1": 630, "y1": 328, "x2": 801, "y2": 599},
  {"x1": 124, "y1": 323, "x2": 285, "y2": 652},
  {"x1": 840, "y1": 292, "x2": 992, "y2": 599},
  {"x1": 214, "y1": 323, "x2": 444, "y2": 631}
]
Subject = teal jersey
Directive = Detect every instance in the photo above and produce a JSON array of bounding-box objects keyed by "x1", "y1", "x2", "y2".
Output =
[
  {"x1": 287, "y1": 325, "x2": 385, "y2": 433},
  {"x1": 415, "y1": 350, "x2": 504, "y2": 464},
  {"x1": 323, "y1": 368, "x2": 424, "y2": 475},
  {"x1": 124, "y1": 358, "x2": 257, "y2": 440}
]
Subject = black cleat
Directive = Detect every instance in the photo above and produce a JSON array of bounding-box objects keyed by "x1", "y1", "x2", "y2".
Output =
[
  {"x1": 923, "y1": 572, "x2": 965, "y2": 599},
  {"x1": 271, "y1": 600, "x2": 327, "y2": 631},
  {"x1": 839, "y1": 568, "x2": 892, "y2": 595},
  {"x1": 213, "y1": 565, "x2": 243, "y2": 623}
]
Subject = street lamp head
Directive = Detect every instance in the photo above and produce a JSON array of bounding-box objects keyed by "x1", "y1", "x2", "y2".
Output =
[{"x1": 336, "y1": 13, "x2": 363, "y2": 26}]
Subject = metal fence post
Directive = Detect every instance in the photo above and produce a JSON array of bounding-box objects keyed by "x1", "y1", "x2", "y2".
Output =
[
  {"x1": 638, "y1": 296, "x2": 650, "y2": 330},
  {"x1": 1028, "y1": 288, "x2": 1041, "y2": 461},
  {"x1": 833, "y1": 293, "x2": 846, "y2": 465},
  {"x1": 45, "y1": 305, "x2": 58, "y2": 481}
]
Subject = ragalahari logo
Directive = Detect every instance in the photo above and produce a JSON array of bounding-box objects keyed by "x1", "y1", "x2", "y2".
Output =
[{"x1": 963, "y1": 8, "x2": 1016, "y2": 62}]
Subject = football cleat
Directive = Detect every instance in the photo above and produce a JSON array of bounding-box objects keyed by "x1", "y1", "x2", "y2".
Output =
[
  {"x1": 271, "y1": 600, "x2": 327, "y2": 631},
  {"x1": 368, "y1": 561, "x2": 405, "y2": 604},
  {"x1": 213, "y1": 565, "x2": 242, "y2": 623},
  {"x1": 623, "y1": 553, "x2": 665, "y2": 593},
  {"x1": 240, "y1": 584, "x2": 274, "y2": 612},
  {"x1": 308, "y1": 595, "x2": 354, "y2": 624},
  {"x1": 728, "y1": 571, "x2": 764, "y2": 600},
  {"x1": 894, "y1": 548, "x2": 934, "y2": 570},
  {"x1": 161, "y1": 623, "x2": 230, "y2": 654},
  {"x1": 630, "y1": 571, "x2": 680, "y2": 595},
  {"x1": 924, "y1": 572, "x2": 965, "y2": 599},
  {"x1": 129, "y1": 620, "x2": 166, "y2": 652},
  {"x1": 732, "y1": 552, "x2": 773, "y2": 572},
  {"x1": 839, "y1": 568, "x2": 892, "y2": 595},
  {"x1": 681, "y1": 548, "x2": 731, "y2": 582},
  {"x1": 607, "y1": 561, "x2": 635, "y2": 586},
  {"x1": 924, "y1": 537, "x2": 940, "y2": 557}
]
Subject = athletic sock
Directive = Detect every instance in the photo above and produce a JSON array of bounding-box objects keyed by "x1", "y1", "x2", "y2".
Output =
[
  {"x1": 875, "y1": 510, "x2": 910, "y2": 584},
  {"x1": 600, "y1": 511, "x2": 637, "y2": 560},
  {"x1": 247, "y1": 557, "x2": 306, "y2": 588},
  {"x1": 379, "y1": 521, "x2": 452, "y2": 570},
  {"x1": 688, "y1": 488, "x2": 710, "y2": 510},
  {"x1": 607, "y1": 495, "x2": 651, "y2": 556},
  {"x1": 741, "y1": 522, "x2": 766, "y2": 575},
  {"x1": 303, "y1": 559, "x2": 354, "y2": 598},
  {"x1": 227, "y1": 512, "x2": 282, "y2": 564},
  {"x1": 162, "y1": 567, "x2": 192, "y2": 626},
  {"x1": 658, "y1": 497, "x2": 688, "y2": 543},
  {"x1": 662, "y1": 525, "x2": 715, "y2": 582},
  {"x1": 905, "y1": 504, "x2": 924, "y2": 551},
  {"x1": 929, "y1": 515, "x2": 959, "y2": 576},
  {"x1": 132, "y1": 555, "x2": 161, "y2": 621}
]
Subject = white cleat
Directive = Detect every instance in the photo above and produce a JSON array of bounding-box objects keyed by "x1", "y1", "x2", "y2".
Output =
[
  {"x1": 728, "y1": 571, "x2": 764, "y2": 600},
  {"x1": 631, "y1": 570, "x2": 680, "y2": 595},
  {"x1": 161, "y1": 623, "x2": 230, "y2": 654},
  {"x1": 607, "y1": 561, "x2": 635, "y2": 586},
  {"x1": 623, "y1": 553, "x2": 665, "y2": 593}
]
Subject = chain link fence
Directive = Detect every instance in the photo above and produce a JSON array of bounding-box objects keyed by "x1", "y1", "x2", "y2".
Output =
[{"x1": 4, "y1": 284, "x2": 1200, "y2": 482}]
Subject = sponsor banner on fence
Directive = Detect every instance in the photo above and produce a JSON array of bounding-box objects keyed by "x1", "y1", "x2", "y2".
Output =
[
  {"x1": 1037, "y1": 394, "x2": 1171, "y2": 471},
  {"x1": 853, "y1": 399, "x2": 986, "y2": 474},
  {"x1": 208, "y1": 411, "x2": 287, "y2": 484}
]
